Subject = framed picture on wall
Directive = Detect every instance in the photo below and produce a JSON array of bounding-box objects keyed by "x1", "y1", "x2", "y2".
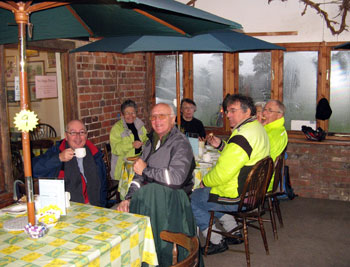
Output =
[
  {"x1": 6, "y1": 86, "x2": 19, "y2": 106},
  {"x1": 5, "y1": 56, "x2": 17, "y2": 82},
  {"x1": 28, "y1": 61, "x2": 45, "y2": 82},
  {"x1": 6, "y1": 87, "x2": 16, "y2": 102},
  {"x1": 47, "y1": 52, "x2": 56, "y2": 69},
  {"x1": 29, "y1": 83, "x2": 41, "y2": 102},
  {"x1": 27, "y1": 49, "x2": 39, "y2": 57}
]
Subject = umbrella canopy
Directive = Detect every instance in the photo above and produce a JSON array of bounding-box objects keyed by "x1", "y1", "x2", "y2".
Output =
[
  {"x1": 0, "y1": 0, "x2": 242, "y2": 225},
  {"x1": 71, "y1": 29, "x2": 285, "y2": 125},
  {"x1": 71, "y1": 29, "x2": 285, "y2": 53},
  {"x1": 0, "y1": 0, "x2": 242, "y2": 45},
  {"x1": 334, "y1": 42, "x2": 350, "y2": 49}
]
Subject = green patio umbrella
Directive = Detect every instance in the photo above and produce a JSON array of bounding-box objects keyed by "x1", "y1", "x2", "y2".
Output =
[
  {"x1": 71, "y1": 29, "x2": 285, "y2": 126},
  {"x1": 0, "y1": 0, "x2": 242, "y2": 225},
  {"x1": 334, "y1": 42, "x2": 350, "y2": 49},
  {"x1": 72, "y1": 29, "x2": 285, "y2": 53},
  {"x1": 0, "y1": 0, "x2": 242, "y2": 45}
]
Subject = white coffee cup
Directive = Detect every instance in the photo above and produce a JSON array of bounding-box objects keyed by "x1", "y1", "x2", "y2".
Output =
[{"x1": 74, "y1": 148, "x2": 86, "y2": 158}]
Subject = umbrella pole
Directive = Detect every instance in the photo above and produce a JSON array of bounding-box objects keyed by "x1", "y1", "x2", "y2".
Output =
[
  {"x1": 16, "y1": 13, "x2": 35, "y2": 226},
  {"x1": 176, "y1": 52, "x2": 181, "y2": 128}
]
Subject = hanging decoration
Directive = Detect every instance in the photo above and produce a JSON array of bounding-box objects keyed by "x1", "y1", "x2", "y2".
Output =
[{"x1": 14, "y1": 110, "x2": 39, "y2": 132}]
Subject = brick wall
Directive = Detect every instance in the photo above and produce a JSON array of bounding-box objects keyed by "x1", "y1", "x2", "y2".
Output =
[
  {"x1": 286, "y1": 142, "x2": 350, "y2": 201},
  {"x1": 74, "y1": 52, "x2": 149, "y2": 147}
]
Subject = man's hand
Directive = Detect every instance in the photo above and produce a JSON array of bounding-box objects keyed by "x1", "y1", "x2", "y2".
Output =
[
  {"x1": 134, "y1": 158, "x2": 147, "y2": 175},
  {"x1": 116, "y1": 199, "x2": 130, "y2": 212},
  {"x1": 132, "y1": 140, "x2": 143, "y2": 149},
  {"x1": 206, "y1": 134, "x2": 221, "y2": 148},
  {"x1": 59, "y1": 148, "x2": 75, "y2": 162}
]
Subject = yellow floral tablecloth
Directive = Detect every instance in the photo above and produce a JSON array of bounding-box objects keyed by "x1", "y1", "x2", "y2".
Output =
[
  {"x1": 0, "y1": 202, "x2": 158, "y2": 267},
  {"x1": 119, "y1": 160, "x2": 135, "y2": 200},
  {"x1": 193, "y1": 163, "x2": 213, "y2": 189},
  {"x1": 119, "y1": 149, "x2": 220, "y2": 197}
]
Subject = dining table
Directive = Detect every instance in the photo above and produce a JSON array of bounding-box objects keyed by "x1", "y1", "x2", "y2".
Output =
[
  {"x1": 118, "y1": 147, "x2": 220, "y2": 199},
  {"x1": 0, "y1": 202, "x2": 158, "y2": 266}
]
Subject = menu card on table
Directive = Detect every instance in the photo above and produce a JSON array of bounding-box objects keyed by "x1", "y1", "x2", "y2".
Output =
[{"x1": 39, "y1": 178, "x2": 66, "y2": 215}]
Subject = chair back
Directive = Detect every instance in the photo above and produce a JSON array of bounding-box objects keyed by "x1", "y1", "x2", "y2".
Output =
[
  {"x1": 271, "y1": 149, "x2": 286, "y2": 193},
  {"x1": 101, "y1": 142, "x2": 119, "y2": 204},
  {"x1": 160, "y1": 230, "x2": 199, "y2": 267},
  {"x1": 30, "y1": 123, "x2": 57, "y2": 140},
  {"x1": 101, "y1": 143, "x2": 112, "y2": 179},
  {"x1": 237, "y1": 156, "x2": 274, "y2": 212}
]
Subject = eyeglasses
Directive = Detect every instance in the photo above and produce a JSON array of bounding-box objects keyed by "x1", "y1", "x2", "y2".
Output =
[
  {"x1": 224, "y1": 108, "x2": 243, "y2": 115},
  {"x1": 66, "y1": 130, "x2": 87, "y2": 136},
  {"x1": 124, "y1": 112, "x2": 136, "y2": 116},
  {"x1": 263, "y1": 108, "x2": 281, "y2": 114},
  {"x1": 150, "y1": 114, "x2": 172, "y2": 121},
  {"x1": 182, "y1": 106, "x2": 195, "y2": 110}
]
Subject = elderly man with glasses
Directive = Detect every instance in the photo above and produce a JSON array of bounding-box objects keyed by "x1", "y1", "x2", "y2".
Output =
[
  {"x1": 32, "y1": 120, "x2": 107, "y2": 207},
  {"x1": 116, "y1": 103, "x2": 197, "y2": 266},
  {"x1": 262, "y1": 99, "x2": 288, "y2": 191},
  {"x1": 117, "y1": 103, "x2": 195, "y2": 212},
  {"x1": 192, "y1": 94, "x2": 270, "y2": 255}
]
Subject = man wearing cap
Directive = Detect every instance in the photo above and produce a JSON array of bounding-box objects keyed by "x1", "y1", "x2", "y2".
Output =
[{"x1": 262, "y1": 99, "x2": 288, "y2": 191}]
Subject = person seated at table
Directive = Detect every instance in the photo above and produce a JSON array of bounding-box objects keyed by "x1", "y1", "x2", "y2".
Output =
[
  {"x1": 117, "y1": 103, "x2": 195, "y2": 211},
  {"x1": 109, "y1": 99, "x2": 148, "y2": 181},
  {"x1": 32, "y1": 120, "x2": 107, "y2": 207},
  {"x1": 262, "y1": 99, "x2": 288, "y2": 191},
  {"x1": 255, "y1": 101, "x2": 265, "y2": 124},
  {"x1": 178, "y1": 98, "x2": 206, "y2": 140},
  {"x1": 117, "y1": 103, "x2": 198, "y2": 266},
  {"x1": 192, "y1": 94, "x2": 270, "y2": 255}
]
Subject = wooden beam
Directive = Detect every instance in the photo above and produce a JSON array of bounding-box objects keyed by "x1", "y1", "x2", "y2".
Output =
[{"x1": 245, "y1": 31, "x2": 298, "y2": 37}]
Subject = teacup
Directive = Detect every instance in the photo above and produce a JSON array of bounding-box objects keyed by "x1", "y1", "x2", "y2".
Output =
[{"x1": 74, "y1": 148, "x2": 86, "y2": 158}]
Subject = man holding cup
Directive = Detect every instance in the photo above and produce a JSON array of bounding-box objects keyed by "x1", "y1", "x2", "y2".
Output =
[{"x1": 32, "y1": 120, "x2": 107, "y2": 207}]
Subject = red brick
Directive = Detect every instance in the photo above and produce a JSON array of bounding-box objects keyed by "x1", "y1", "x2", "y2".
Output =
[{"x1": 79, "y1": 95, "x2": 91, "y2": 101}]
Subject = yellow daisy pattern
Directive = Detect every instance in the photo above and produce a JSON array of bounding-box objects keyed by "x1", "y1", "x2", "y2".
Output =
[{"x1": 0, "y1": 202, "x2": 158, "y2": 266}]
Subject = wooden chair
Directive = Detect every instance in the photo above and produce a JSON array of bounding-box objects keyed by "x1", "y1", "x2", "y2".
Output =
[
  {"x1": 30, "y1": 123, "x2": 57, "y2": 140},
  {"x1": 160, "y1": 230, "x2": 199, "y2": 267},
  {"x1": 265, "y1": 150, "x2": 286, "y2": 240},
  {"x1": 204, "y1": 156, "x2": 274, "y2": 267},
  {"x1": 101, "y1": 143, "x2": 120, "y2": 206}
]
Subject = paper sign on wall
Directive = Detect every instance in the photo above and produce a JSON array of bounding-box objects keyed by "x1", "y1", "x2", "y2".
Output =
[
  {"x1": 15, "y1": 76, "x2": 20, "y2": 101},
  {"x1": 35, "y1": 75, "x2": 57, "y2": 98}
]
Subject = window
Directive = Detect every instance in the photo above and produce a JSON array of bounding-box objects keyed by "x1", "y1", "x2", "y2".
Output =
[
  {"x1": 193, "y1": 53, "x2": 223, "y2": 127},
  {"x1": 153, "y1": 42, "x2": 350, "y2": 139},
  {"x1": 155, "y1": 55, "x2": 183, "y2": 112},
  {"x1": 283, "y1": 51, "x2": 318, "y2": 131},
  {"x1": 329, "y1": 51, "x2": 350, "y2": 133},
  {"x1": 239, "y1": 52, "x2": 271, "y2": 103}
]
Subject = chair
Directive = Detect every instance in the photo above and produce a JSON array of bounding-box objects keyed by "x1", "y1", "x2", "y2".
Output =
[
  {"x1": 30, "y1": 123, "x2": 57, "y2": 140},
  {"x1": 101, "y1": 142, "x2": 120, "y2": 206},
  {"x1": 160, "y1": 230, "x2": 199, "y2": 267},
  {"x1": 265, "y1": 150, "x2": 286, "y2": 240},
  {"x1": 130, "y1": 183, "x2": 198, "y2": 267},
  {"x1": 204, "y1": 156, "x2": 274, "y2": 267}
]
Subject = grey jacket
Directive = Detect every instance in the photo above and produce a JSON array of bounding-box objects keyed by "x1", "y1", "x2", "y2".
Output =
[{"x1": 126, "y1": 126, "x2": 195, "y2": 199}]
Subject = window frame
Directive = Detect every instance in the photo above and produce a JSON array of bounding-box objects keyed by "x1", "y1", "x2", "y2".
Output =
[{"x1": 151, "y1": 42, "x2": 350, "y2": 141}]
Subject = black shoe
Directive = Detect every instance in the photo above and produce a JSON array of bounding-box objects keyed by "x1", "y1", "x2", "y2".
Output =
[
  {"x1": 226, "y1": 233, "x2": 244, "y2": 245},
  {"x1": 203, "y1": 239, "x2": 228, "y2": 255}
]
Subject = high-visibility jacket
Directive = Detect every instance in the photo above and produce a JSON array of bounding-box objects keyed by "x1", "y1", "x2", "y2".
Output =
[
  {"x1": 264, "y1": 117, "x2": 288, "y2": 191},
  {"x1": 203, "y1": 117, "x2": 270, "y2": 201}
]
